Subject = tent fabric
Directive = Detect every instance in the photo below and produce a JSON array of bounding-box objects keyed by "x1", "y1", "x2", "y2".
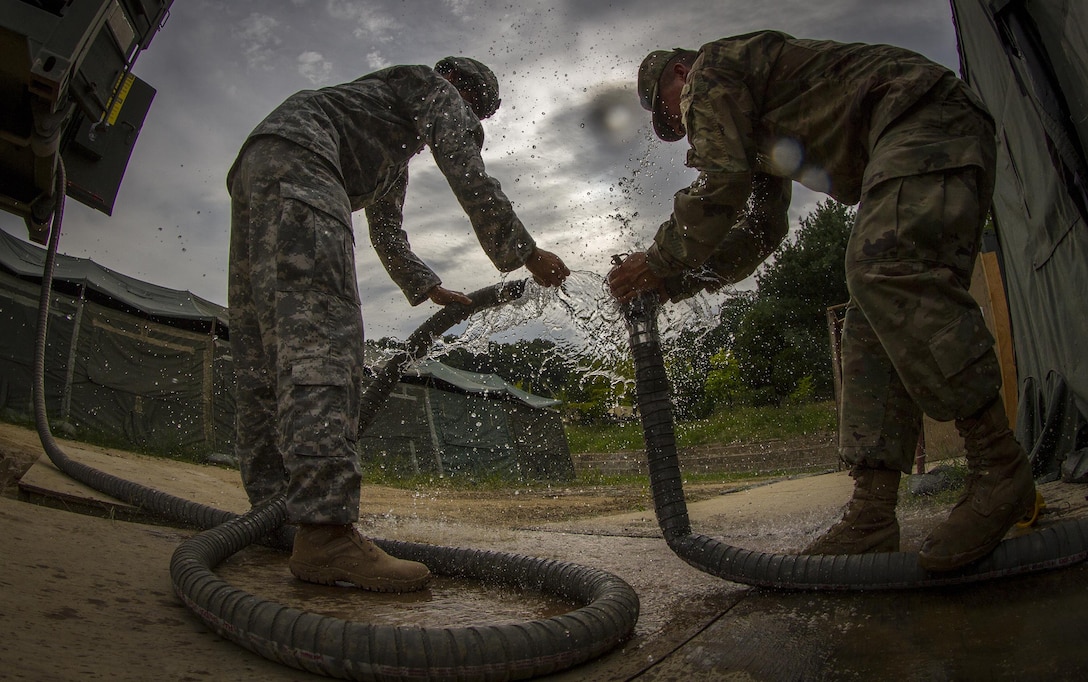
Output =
[
  {"x1": 364, "y1": 359, "x2": 574, "y2": 481},
  {"x1": 0, "y1": 228, "x2": 228, "y2": 331},
  {"x1": 358, "y1": 382, "x2": 574, "y2": 482},
  {"x1": 406, "y1": 359, "x2": 562, "y2": 409},
  {"x1": 0, "y1": 267, "x2": 232, "y2": 455},
  {"x1": 1, "y1": 228, "x2": 572, "y2": 480},
  {"x1": 951, "y1": 0, "x2": 1088, "y2": 478}
]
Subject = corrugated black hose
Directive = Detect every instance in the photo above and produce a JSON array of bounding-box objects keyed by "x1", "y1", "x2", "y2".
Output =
[
  {"x1": 31, "y1": 161, "x2": 638, "y2": 680},
  {"x1": 622, "y1": 292, "x2": 1088, "y2": 590}
]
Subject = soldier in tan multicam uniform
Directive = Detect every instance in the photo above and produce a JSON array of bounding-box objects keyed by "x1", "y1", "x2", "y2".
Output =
[
  {"x1": 609, "y1": 31, "x2": 1037, "y2": 571},
  {"x1": 228, "y1": 57, "x2": 569, "y2": 592}
]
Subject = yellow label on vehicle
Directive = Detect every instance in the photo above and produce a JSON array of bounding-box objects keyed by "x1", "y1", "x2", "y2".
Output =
[{"x1": 107, "y1": 73, "x2": 135, "y2": 126}]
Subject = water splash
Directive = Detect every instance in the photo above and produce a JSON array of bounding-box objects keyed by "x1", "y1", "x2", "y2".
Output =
[
  {"x1": 384, "y1": 120, "x2": 729, "y2": 397},
  {"x1": 425, "y1": 269, "x2": 727, "y2": 392}
]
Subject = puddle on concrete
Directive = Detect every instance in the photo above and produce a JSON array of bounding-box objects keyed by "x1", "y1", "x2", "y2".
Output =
[
  {"x1": 217, "y1": 545, "x2": 576, "y2": 627},
  {"x1": 635, "y1": 560, "x2": 1088, "y2": 680}
]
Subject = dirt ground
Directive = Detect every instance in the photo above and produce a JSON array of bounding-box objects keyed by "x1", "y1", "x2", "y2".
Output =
[
  {"x1": 5, "y1": 419, "x2": 1088, "y2": 681},
  {"x1": 0, "y1": 419, "x2": 834, "y2": 682},
  {"x1": 0, "y1": 420, "x2": 739, "y2": 528}
]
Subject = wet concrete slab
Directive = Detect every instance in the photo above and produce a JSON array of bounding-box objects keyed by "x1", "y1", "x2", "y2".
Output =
[
  {"x1": 534, "y1": 475, "x2": 1088, "y2": 681},
  {"x1": 8, "y1": 438, "x2": 1088, "y2": 681},
  {"x1": 628, "y1": 561, "x2": 1088, "y2": 681}
]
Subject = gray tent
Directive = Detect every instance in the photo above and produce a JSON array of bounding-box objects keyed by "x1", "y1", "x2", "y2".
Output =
[
  {"x1": 0, "y1": 227, "x2": 233, "y2": 455},
  {"x1": 359, "y1": 359, "x2": 574, "y2": 482},
  {"x1": 951, "y1": 0, "x2": 1088, "y2": 478},
  {"x1": 0, "y1": 227, "x2": 573, "y2": 480}
]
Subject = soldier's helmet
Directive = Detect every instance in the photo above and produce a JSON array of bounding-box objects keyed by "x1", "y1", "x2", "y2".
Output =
[
  {"x1": 637, "y1": 48, "x2": 690, "y2": 141},
  {"x1": 435, "y1": 56, "x2": 501, "y2": 119}
]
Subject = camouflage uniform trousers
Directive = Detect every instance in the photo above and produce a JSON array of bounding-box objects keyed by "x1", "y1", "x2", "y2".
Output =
[
  {"x1": 228, "y1": 136, "x2": 365, "y2": 524},
  {"x1": 839, "y1": 76, "x2": 999, "y2": 473}
]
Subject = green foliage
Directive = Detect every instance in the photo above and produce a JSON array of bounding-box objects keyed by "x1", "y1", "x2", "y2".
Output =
[
  {"x1": 757, "y1": 199, "x2": 853, "y2": 301},
  {"x1": 729, "y1": 199, "x2": 854, "y2": 405},
  {"x1": 565, "y1": 400, "x2": 837, "y2": 453},
  {"x1": 366, "y1": 200, "x2": 854, "y2": 426},
  {"x1": 659, "y1": 297, "x2": 742, "y2": 419},
  {"x1": 786, "y1": 375, "x2": 816, "y2": 405},
  {"x1": 564, "y1": 419, "x2": 646, "y2": 453},
  {"x1": 436, "y1": 337, "x2": 571, "y2": 399},
  {"x1": 562, "y1": 373, "x2": 621, "y2": 425},
  {"x1": 662, "y1": 329, "x2": 716, "y2": 420},
  {"x1": 675, "y1": 399, "x2": 837, "y2": 446},
  {"x1": 640, "y1": 199, "x2": 853, "y2": 413},
  {"x1": 704, "y1": 349, "x2": 744, "y2": 406}
]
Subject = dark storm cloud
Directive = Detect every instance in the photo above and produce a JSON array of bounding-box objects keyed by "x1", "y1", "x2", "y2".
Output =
[{"x1": 0, "y1": 0, "x2": 963, "y2": 340}]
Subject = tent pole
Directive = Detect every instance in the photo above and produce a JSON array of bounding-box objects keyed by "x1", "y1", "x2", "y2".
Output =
[
  {"x1": 423, "y1": 386, "x2": 444, "y2": 475},
  {"x1": 59, "y1": 283, "x2": 85, "y2": 426},
  {"x1": 202, "y1": 325, "x2": 215, "y2": 448}
]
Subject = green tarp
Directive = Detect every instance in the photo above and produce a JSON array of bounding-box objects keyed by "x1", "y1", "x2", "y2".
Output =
[
  {"x1": 0, "y1": 228, "x2": 573, "y2": 480},
  {"x1": 359, "y1": 361, "x2": 573, "y2": 481},
  {"x1": 951, "y1": 0, "x2": 1088, "y2": 478},
  {"x1": 0, "y1": 227, "x2": 228, "y2": 330},
  {"x1": 0, "y1": 225, "x2": 233, "y2": 454},
  {"x1": 0, "y1": 264, "x2": 233, "y2": 454},
  {"x1": 408, "y1": 360, "x2": 561, "y2": 409}
]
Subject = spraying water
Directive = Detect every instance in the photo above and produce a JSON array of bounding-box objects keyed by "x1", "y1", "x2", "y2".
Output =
[
  {"x1": 373, "y1": 92, "x2": 739, "y2": 403},
  {"x1": 418, "y1": 270, "x2": 729, "y2": 401}
]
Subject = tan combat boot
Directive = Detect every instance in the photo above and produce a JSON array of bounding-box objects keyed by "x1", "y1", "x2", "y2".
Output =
[
  {"x1": 803, "y1": 464, "x2": 901, "y2": 555},
  {"x1": 918, "y1": 399, "x2": 1036, "y2": 572},
  {"x1": 289, "y1": 523, "x2": 431, "y2": 592}
]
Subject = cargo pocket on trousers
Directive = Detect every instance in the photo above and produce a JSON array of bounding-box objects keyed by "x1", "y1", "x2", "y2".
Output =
[
  {"x1": 928, "y1": 306, "x2": 994, "y2": 379},
  {"x1": 289, "y1": 357, "x2": 359, "y2": 448},
  {"x1": 278, "y1": 181, "x2": 359, "y2": 304}
]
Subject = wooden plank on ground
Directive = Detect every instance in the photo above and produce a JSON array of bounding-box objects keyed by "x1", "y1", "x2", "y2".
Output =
[{"x1": 18, "y1": 444, "x2": 249, "y2": 521}]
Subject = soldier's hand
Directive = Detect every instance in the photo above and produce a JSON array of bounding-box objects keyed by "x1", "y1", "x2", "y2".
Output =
[
  {"x1": 525, "y1": 248, "x2": 570, "y2": 287},
  {"x1": 607, "y1": 251, "x2": 665, "y2": 304},
  {"x1": 427, "y1": 285, "x2": 473, "y2": 306}
]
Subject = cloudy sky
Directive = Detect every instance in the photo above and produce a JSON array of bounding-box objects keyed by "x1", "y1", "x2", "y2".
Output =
[{"x1": 0, "y1": 0, "x2": 962, "y2": 340}]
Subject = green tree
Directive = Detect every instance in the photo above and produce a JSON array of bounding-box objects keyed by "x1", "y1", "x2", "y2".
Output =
[
  {"x1": 560, "y1": 373, "x2": 619, "y2": 424},
  {"x1": 704, "y1": 348, "x2": 745, "y2": 406},
  {"x1": 730, "y1": 199, "x2": 854, "y2": 405},
  {"x1": 434, "y1": 337, "x2": 573, "y2": 399},
  {"x1": 757, "y1": 199, "x2": 854, "y2": 307},
  {"x1": 661, "y1": 300, "x2": 739, "y2": 419}
]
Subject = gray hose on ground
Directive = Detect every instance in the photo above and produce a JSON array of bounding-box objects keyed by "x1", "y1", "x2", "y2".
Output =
[
  {"x1": 171, "y1": 281, "x2": 638, "y2": 680},
  {"x1": 31, "y1": 162, "x2": 242, "y2": 533},
  {"x1": 622, "y1": 293, "x2": 1088, "y2": 590},
  {"x1": 30, "y1": 177, "x2": 638, "y2": 681},
  {"x1": 172, "y1": 500, "x2": 637, "y2": 681}
]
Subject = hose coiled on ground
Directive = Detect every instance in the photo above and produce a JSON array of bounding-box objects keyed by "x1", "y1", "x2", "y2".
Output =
[
  {"x1": 30, "y1": 168, "x2": 638, "y2": 681},
  {"x1": 622, "y1": 293, "x2": 1088, "y2": 590},
  {"x1": 169, "y1": 282, "x2": 639, "y2": 680}
]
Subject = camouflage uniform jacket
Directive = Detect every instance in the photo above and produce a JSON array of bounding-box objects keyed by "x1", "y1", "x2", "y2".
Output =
[
  {"x1": 650, "y1": 31, "x2": 990, "y2": 300},
  {"x1": 228, "y1": 65, "x2": 535, "y2": 305}
]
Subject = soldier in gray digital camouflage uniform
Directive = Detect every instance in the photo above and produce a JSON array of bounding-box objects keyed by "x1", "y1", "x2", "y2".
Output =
[
  {"x1": 608, "y1": 31, "x2": 1037, "y2": 571},
  {"x1": 228, "y1": 56, "x2": 569, "y2": 592}
]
